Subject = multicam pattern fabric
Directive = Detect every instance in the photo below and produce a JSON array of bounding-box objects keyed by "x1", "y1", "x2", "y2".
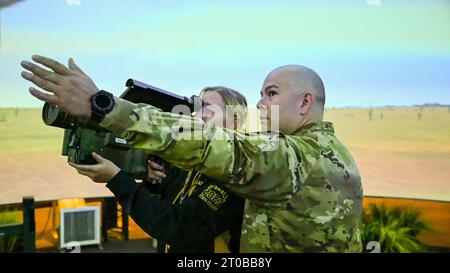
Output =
[{"x1": 100, "y1": 98, "x2": 364, "y2": 253}]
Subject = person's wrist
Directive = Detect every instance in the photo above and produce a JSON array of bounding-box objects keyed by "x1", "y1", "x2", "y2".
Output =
[
  {"x1": 86, "y1": 88, "x2": 100, "y2": 118},
  {"x1": 107, "y1": 165, "x2": 121, "y2": 181},
  {"x1": 110, "y1": 168, "x2": 120, "y2": 181},
  {"x1": 85, "y1": 100, "x2": 92, "y2": 119},
  {"x1": 90, "y1": 90, "x2": 115, "y2": 123}
]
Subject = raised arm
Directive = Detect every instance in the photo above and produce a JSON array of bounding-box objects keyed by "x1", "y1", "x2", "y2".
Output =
[{"x1": 100, "y1": 98, "x2": 308, "y2": 203}]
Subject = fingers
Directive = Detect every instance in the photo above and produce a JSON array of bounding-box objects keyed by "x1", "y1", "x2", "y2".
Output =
[
  {"x1": 148, "y1": 173, "x2": 166, "y2": 181},
  {"x1": 68, "y1": 58, "x2": 86, "y2": 75},
  {"x1": 147, "y1": 161, "x2": 166, "y2": 180},
  {"x1": 21, "y1": 60, "x2": 60, "y2": 84},
  {"x1": 29, "y1": 87, "x2": 60, "y2": 105},
  {"x1": 68, "y1": 162, "x2": 106, "y2": 183},
  {"x1": 68, "y1": 162, "x2": 98, "y2": 172},
  {"x1": 92, "y1": 152, "x2": 105, "y2": 163},
  {"x1": 77, "y1": 169, "x2": 93, "y2": 177},
  {"x1": 148, "y1": 170, "x2": 167, "y2": 180},
  {"x1": 68, "y1": 162, "x2": 93, "y2": 177},
  {"x1": 31, "y1": 55, "x2": 71, "y2": 76},
  {"x1": 154, "y1": 170, "x2": 167, "y2": 178},
  {"x1": 148, "y1": 161, "x2": 164, "y2": 171},
  {"x1": 21, "y1": 71, "x2": 60, "y2": 94}
]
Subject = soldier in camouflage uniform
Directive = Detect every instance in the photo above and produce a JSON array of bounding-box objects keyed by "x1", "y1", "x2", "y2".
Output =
[{"x1": 22, "y1": 56, "x2": 363, "y2": 252}]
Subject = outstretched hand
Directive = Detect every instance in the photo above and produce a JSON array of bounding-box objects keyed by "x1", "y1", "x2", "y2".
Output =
[
  {"x1": 21, "y1": 55, "x2": 99, "y2": 118},
  {"x1": 69, "y1": 152, "x2": 121, "y2": 183}
]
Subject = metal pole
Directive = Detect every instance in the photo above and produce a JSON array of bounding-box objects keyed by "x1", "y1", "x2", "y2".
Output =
[{"x1": 23, "y1": 196, "x2": 36, "y2": 253}]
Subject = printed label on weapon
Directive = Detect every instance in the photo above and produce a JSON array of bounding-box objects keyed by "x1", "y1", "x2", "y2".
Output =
[{"x1": 115, "y1": 138, "x2": 127, "y2": 145}]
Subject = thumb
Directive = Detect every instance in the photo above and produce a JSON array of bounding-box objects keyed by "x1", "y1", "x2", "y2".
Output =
[
  {"x1": 68, "y1": 58, "x2": 86, "y2": 75},
  {"x1": 92, "y1": 152, "x2": 105, "y2": 163}
]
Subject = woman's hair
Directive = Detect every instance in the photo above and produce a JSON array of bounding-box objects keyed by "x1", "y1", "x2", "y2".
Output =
[{"x1": 200, "y1": 86, "x2": 248, "y2": 130}]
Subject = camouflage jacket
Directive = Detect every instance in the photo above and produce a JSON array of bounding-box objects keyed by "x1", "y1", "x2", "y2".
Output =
[{"x1": 99, "y1": 98, "x2": 364, "y2": 253}]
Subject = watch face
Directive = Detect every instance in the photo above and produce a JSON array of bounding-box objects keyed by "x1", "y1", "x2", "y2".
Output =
[
  {"x1": 95, "y1": 92, "x2": 114, "y2": 111},
  {"x1": 96, "y1": 94, "x2": 112, "y2": 109}
]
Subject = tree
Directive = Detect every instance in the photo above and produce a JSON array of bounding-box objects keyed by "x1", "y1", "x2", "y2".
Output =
[
  {"x1": 417, "y1": 107, "x2": 423, "y2": 122},
  {"x1": 0, "y1": 111, "x2": 7, "y2": 122},
  {"x1": 368, "y1": 108, "x2": 374, "y2": 122}
]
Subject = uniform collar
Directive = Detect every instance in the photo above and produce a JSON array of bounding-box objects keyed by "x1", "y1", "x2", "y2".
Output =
[{"x1": 292, "y1": 121, "x2": 335, "y2": 136}]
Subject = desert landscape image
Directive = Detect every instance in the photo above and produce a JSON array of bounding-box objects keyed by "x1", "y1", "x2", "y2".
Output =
[{"x1": 1, "y1": 105, "x2": 449, "y2": 205}]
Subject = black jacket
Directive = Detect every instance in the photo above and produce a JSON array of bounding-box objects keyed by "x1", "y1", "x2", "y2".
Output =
[{"x1": 106, "y1": 166, "x2": 244, "y2": 253}]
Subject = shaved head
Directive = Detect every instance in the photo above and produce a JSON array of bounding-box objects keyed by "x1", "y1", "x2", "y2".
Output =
[
  {"x1": 258, "y1": 64, "x2": 326, "y2": 134},
  {"x1": 268, "y1": 65, "x2": 325, "y2": 108}
]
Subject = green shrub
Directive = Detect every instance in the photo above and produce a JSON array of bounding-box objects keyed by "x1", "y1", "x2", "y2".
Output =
[
  {"x1": 0, "y1": 210, "x2": 22, "y2": 253},
  {"x1": 362, "y1": 203, "x2": 432, "y2": 253},
  {"x1": 0, "y1": 112, "x2": 7, "y2": 122}
]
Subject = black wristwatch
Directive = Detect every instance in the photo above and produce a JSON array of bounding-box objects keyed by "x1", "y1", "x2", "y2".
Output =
[{"x1": 90, "y1": 90, "x2": 115, "y2": 123}]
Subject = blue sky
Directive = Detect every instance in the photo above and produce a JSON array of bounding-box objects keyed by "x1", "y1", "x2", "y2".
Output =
[{"x1": 1, "y1": 0, "x2": 449, "y2": 107}]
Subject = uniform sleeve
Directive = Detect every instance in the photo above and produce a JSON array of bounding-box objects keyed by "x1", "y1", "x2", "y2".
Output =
[
  {"x1": 106, "y1": 170, "x2": 243, "y2": 245},
  {"x1": 100, "y1": 98, "x2": 308, "y2": 203}
]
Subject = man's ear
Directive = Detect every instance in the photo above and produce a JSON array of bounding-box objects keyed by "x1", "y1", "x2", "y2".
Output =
[{"x1": 299, "y1": 92, "x2": 314, "y2": 115}]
